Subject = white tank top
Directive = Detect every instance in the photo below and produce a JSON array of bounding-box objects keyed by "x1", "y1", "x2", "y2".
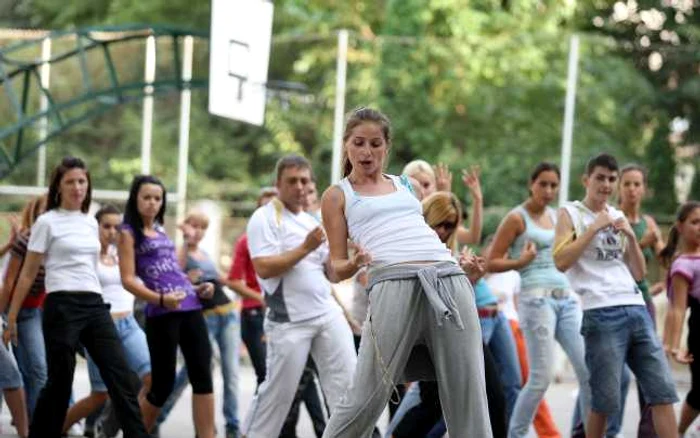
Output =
[
  {"x1": 561, "y1": 201, "x2": 644, "y2": 311},
  {"x1": 338, "y1": 174, "x2": 454, "y2": 267},
  {"x1": 97, "y1": 254, "x2": 135, "y2": 314}
]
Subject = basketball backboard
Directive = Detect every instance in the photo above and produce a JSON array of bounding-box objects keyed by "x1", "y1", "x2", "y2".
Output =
[{"x1": 209, "y1": 0, "x2": 273, "y2": 126}]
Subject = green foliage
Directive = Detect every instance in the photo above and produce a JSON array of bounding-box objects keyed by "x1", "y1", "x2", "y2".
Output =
[
  {"x1": 690, "y1": 163, "x2": 700, "y2": 202},
  {"x1": 1, "y1": 0, "x2": 695, "y2": 215},
  {"x1": 575, "y1": 0, "x2": 700, "y2": 213},
  {"x1": 646, "y1": 122, "x2": 677, "y2": 213}
]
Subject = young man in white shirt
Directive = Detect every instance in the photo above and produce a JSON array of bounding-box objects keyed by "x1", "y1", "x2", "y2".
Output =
[
  {"x1": 241, "y1": 155, "x2": 357, "y2": 438},
  {"x1": 553, "y1": 153, "x2": 678, "y2": 438}
]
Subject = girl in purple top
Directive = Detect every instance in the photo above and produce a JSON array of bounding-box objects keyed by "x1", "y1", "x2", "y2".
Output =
[
  {"x1": 118, "y1": 175, "x2": 216, "y2": 438},
  {"x1": 661, "y1": 200, "x2": 700, "y2": 435}
]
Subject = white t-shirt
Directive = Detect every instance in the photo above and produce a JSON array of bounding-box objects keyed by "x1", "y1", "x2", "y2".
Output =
[
  {"x1": 247, "y1": 200, "x2": 338, "y2": 322},
  {"x1": 28, "y1": 209, "x2": 101, "y2": 294},
  {"x1": 561, "y1": 201, "x2": 644, "y2": 311},
  {"x1": 485, "y1": 271, "x2": 521, "y2": 322}
]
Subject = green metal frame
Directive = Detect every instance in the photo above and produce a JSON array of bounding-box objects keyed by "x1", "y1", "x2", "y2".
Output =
[{"x1": 0, "y1": 25, "x2": 209, "y2": 178}]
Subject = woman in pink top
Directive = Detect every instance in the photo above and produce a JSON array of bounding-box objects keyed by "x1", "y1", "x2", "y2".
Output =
[{"x1": 661, "y1": 200, "x2": 700, "y2": 435}]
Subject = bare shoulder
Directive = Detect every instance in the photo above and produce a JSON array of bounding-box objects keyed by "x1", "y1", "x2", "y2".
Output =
[
  {"x1": 556, "y1": 207, "x2": 574, "y2": 229},
  {"x1": 502, "y1": 210, "x2": 526, "y2": 233},
  {"x1": 322, "y1": 185, "x2": 345, "y2": 209},
  {"x1": 643, "y1": 214, "x2": 659, "y2": 230},
  {"x1": 118, "y1": 228, "x2": 135, "y2": 246}
]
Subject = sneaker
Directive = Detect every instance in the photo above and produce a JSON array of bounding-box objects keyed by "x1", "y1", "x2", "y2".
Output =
[{"x1": 67, "y1": 421, "x2": 85, "y2": 436}]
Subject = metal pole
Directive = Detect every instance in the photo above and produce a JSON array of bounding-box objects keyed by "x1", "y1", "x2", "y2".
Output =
[
  {"x1": 141, "y1": 35, "x2": 156, "y2": 174},
  {"x1": 559, "y1": 34, "x2": 580, "y2": 206},
  {"x1": 37, "y1": 37, "x2": 52, "y2": 186},
  {"x1": 175, "y1": 36, "x2": 194, "y2": 247},
  {"x1": 330, "y1": 29, "x2": 349, "y2": 184}
]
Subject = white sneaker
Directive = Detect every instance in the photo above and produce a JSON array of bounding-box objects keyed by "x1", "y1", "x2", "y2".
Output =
[{"x1": 67, "y1": 420, "x2": 84, "y2": 436}]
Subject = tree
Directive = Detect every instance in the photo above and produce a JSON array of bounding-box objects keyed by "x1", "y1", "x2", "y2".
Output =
[
  {"x1": 575, "y1": 0, "x2": 700, "y2": 213},
  {"x1": 0, "y1": 0, "x2": 689, "y2": 213}
]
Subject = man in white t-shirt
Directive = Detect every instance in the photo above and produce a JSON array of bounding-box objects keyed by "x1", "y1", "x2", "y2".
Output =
[
  {"x1": 241, "y1": 155, "x2": 357, "y2": 438},
  {"x1": 553, "y1": 153, "x2": 678, "y2": 438}
]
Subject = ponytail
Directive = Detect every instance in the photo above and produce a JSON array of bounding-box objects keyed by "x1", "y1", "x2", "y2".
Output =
[
  {"x1": 660, "y1": 201, "x2": 700, "y2": 268},
  {"x1": 660, "y1": 225, "x2": 679, "y2": 269},
  {"x1": 342, "y1": 153, "x2": 353, "y2": 177}
]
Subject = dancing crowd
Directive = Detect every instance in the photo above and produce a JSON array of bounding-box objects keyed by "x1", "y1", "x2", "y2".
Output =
[{"x1": 0, "y1": 107, "x2": 698, "y2": 438}]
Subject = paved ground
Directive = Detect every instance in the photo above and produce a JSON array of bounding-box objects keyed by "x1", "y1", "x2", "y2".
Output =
[
  {"x1": 0, "y1": 289, "x2": 691, "y2": 437},
  {"x1": 0, "y1": 359, "x2": 691, "y2": 438}
]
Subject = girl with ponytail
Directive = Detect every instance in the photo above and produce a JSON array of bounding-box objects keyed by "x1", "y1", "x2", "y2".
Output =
[
  {"x1": 614, "y1": 164, "x2": 666, "y2": 437},
  {"x1": 659, "y1": 221, "x2": 684, "y2": 269},
  {"x1": 661, "y1": 201, "x2": 700, "y2": 434},
  {"x1": 322, "y1": 107, "x2": 491, "y2": 437}
]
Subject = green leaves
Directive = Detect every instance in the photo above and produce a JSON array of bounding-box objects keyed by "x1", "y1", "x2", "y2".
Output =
[{"x1": 3, "y1": 0, "x2": 695, "y2": 214}]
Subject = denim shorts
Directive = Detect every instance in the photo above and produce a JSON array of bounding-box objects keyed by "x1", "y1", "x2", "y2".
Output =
[
  {"x1": 88, "y1": 314, "x2": 151, "y2": 392},
  {"x1": 581, "y1": 305, "x2": 678, "y2": 415},
  {"x1": 0, "y1": 343, "x2": 22, "y2": 389}
]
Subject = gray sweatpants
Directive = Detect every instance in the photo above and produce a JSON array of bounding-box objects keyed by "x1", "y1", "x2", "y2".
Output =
[{"x1": 322, "y1": 262, "x2": 492, "y2": 438}]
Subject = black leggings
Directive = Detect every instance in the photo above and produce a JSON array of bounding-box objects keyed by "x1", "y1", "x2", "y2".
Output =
[
  {"x1": 145, "y1": 310, "x2": 213, "y2": 407},
  {"x1": 29, "y1": 292, "x2": 147, "y2": 438}
]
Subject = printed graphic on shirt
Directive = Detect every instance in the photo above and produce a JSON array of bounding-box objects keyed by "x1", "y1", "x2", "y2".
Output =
[
  {"x1": 134, "y1": 233, "x2": 196, "y2": 298},
  {"x1": 595, "y1": 228, "x2": 624, "y2": 262}
]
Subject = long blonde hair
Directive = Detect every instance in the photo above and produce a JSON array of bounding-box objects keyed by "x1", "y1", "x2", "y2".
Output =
[
  {"x1": 20, "y1": 195, "x2": 47, "y2": 233},
  {"x1": 422, "y1": 192, "x2": 462, "y2": 251}
]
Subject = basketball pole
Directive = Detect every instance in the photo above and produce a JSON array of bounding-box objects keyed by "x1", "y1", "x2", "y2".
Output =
[
  {"x1": 175, "y1": 35, "x2": 194, "y2": 247},
  {"x1": 559, "y1": 34, "x2": 579, "y2": 206},
  {"x1": 141, "y1": 35, "x2": 156, "y2": 174},
  {"x1": 331, "y1": 29, "x2": 349, "y2": 185},
  {"x1": 36, "y1": 37, "x2": 52, "y2": 187}
]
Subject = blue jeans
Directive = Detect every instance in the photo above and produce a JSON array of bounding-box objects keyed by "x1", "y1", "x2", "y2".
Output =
[
  {"x1": 572, "y1": 365, "x2": 629, "y2": 437},
  {"x1": 0, "y1": 342, "x2": 22, "y2": 389},
  {"x1": 158, "y1": 309, "x2": 240, "y2": 432},
  {"x1": 581, "y1": 305, "x2": 678, "y2": 415},
  {"x1": 509, "y1": 295, "x2": 590, "y2": 438},
  {"x1": 480, "y1": 311, "x2": 521, "y2": 422},
  {"x1": 606, "y1": 366, "x2": 631, "y2": 436},
  {"x1": 14, "y1": 307, "x2": 47, "y2": 419},
  {"x1": 607, "y1": 299, "x2": 659, "y2": 437},
  {"x1": 87, "y1": 315, "x2": 151, "y2": 392},
  {"x1": 384, "y1": 383, "x2": 421, "y2": 437}
]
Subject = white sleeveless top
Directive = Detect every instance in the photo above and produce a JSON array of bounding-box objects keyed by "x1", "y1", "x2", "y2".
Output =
[
  {"x1": 97, "y1": 252, "x2": 135, "y2": 314},
  {"x1": 338, "y1": 174, "x2": 454, "y2": 267},
  {"x1": 561, "y1": 201, "x2": 644, "y2": 311}
]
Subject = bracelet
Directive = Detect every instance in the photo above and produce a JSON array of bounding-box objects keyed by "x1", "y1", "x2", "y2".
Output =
[{"x1": 159, "y1": 294, "x2": 164, "y2": 308}]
